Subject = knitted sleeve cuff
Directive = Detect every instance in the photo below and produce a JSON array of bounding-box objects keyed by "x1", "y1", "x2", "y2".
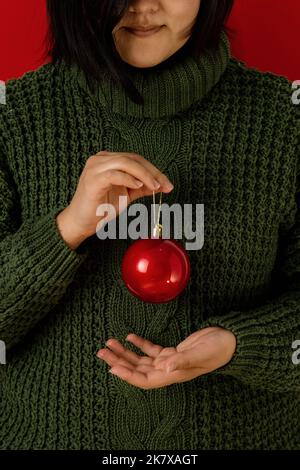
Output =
[
  {"x1": 17, "y1": 206, "x2": 90, "y2": 276},
  {"x1": 199, "y1": 292, "x2": 300, "y2": 392},
  {"x1": 200, "y1": 312, "x2": 268, "y2": 377}
]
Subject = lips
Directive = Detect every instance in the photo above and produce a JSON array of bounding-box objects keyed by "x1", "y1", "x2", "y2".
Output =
[
  {"x1": 125, "y1": 25, "x2": 162, "y2": 31},
  {"x1": 124, "y1": 26, "x2": 162, "y2": 37}
]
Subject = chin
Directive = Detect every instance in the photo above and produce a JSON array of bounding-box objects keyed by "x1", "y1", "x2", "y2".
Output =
[
  {"x1": 121, "y1": 56, "x2": 165, "y2": 69},
  {"x1": 128, "y1": 63, "x2": 161, "y2": 69}
]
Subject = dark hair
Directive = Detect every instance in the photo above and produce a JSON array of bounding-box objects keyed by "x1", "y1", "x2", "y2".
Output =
[{"x1": 44, "y1": 0, "x2": 235, "y2": 105}]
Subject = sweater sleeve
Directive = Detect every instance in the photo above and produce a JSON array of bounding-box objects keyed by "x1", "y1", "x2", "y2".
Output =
[
  {"x1": 0, "y1": 134, "x2": 90, "y2": 352},
  {"x1": 201, "y1": 111, "x2": 300, "y2": 393}
]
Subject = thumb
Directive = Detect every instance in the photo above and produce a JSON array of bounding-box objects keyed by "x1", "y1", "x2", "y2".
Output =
[{"x1": 165, "y1": 351, "x2": 196, "y2": 373}]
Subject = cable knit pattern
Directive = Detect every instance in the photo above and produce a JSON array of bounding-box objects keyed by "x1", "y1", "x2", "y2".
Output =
[{"x1": 0, "y1": 30, "x2": 299, "y2": 450}]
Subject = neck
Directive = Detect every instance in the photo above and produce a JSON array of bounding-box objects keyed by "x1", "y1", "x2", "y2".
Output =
[
  {"x1": 67, "y1": 29, "x2": 231, "y2": 119},
  {"x1": 119, "y1": 35, "x2": 195, "y2": 76}
]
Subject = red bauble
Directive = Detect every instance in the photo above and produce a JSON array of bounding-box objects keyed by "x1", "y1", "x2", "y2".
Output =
[{"x1": 121, "y1": 237, "x2": 191, "y2": 303}]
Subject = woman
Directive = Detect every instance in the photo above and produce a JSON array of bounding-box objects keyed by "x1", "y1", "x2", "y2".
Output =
[{"x1": 0, "y1": 0, "x2": 299, "y2": 450}]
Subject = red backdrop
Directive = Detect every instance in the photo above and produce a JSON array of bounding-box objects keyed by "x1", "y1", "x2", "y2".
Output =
[{"x1": 0, "y1": 0, "x2": 299, "y2": 82}]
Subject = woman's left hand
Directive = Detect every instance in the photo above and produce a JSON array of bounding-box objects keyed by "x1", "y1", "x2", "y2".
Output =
[{"x1": 96, "y1": 327, "x2": 237, "y2": 389}]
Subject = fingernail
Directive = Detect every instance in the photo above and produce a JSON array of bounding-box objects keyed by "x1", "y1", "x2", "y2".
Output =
[
  {"x1": 166, "y1": 182, "x2": 174, "y2": 190},
  {"x1": 167, "y1": 363, "x2": 176, "y2": 372},
  {"x1": 109, "y1": 369, "x2": 116, "y2": 375},
  {"x1": 153, "y1": 180, "x2": 161, "y2": 189}
]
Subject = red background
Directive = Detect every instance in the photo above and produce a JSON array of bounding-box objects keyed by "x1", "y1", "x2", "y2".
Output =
[{"x1": 0, "y1": 0, "x2": 299, "y2": 82}]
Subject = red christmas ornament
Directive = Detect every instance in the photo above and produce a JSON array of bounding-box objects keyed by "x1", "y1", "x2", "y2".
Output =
[{"x1": 121, "y1": 191, "x2": 191, "y2": 303}]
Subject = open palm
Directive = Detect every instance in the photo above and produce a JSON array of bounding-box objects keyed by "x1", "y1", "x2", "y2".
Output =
[{"x1": 96, "y1": 327, "x2": 236, "y2": 389}]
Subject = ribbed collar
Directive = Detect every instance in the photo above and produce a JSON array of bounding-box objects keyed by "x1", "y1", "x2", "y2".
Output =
[{"x1": 67, "y1": 30, "x2": 231, "y2": 119}]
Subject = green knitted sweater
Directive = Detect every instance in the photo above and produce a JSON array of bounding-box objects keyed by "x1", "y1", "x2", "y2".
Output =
[{"x1": 0, "y1": 30, "x2": 299, "y2": 450}]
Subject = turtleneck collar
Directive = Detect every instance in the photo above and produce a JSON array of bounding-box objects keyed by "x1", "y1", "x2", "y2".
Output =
[{"x1": 67, "y1": 30, "x2": 231, "y2": 119}]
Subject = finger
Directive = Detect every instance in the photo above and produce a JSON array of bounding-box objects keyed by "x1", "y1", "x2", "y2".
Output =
[
  {"x1": 127, "y1": 183, "x2": 165, "y2": 202},
  {"x1": 95, "y1": 156, "x2": 162, "y2": 191},
  {"x1": 175, "y1": 331, "x2": 207, "y2": 353},
  {"x1": 110, "y1": 366, "x2": 172, "y2": 389},
  {"x1": 155, "y1": 347, "x2": 177, "y2": 358},
  {"x1": 109, "y1": 365, "x2": 150, "y2": 389},
  {"x1": 105, "y1": 338, "x2": 152, "y2": 366},
  {"x1": 95, "y1": 169, "x2": 145, "y2": 192},
  {"x1": 163, "y1": 350, "x2": 203, "y2": 372},
  {"x1": 96, "y1": 151, "x2": 174, "y2": 192},
  {"x1": 110, "y1": 364, "x2": 206, "y2": 389},
  {"x1": 126, "y1": 334, "x2": 164, "y2": 358},
  {"x1": 128, "y1": 153, "x2": 174, "y2": 192},
  {"x1": 153, "y1": 347, "x2": 199, "y2": 370},
  {"x1": 96, "y1": 348, "x2": 135, "y2": 370}
]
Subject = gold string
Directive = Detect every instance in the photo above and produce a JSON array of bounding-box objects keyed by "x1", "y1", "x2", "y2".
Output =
[{"x1": 152, "y1": 191, "x2": 163, "y2": 238}]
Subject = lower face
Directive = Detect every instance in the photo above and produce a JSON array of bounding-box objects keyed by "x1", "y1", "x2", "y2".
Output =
[{"x1": 112, "y1": 0, "x2": 201, "y2": 68}]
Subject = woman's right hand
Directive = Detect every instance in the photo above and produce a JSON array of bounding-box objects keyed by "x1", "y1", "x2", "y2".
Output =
[{"x1": 56, "y1": 151, "x2": 174, "y2": 250}]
